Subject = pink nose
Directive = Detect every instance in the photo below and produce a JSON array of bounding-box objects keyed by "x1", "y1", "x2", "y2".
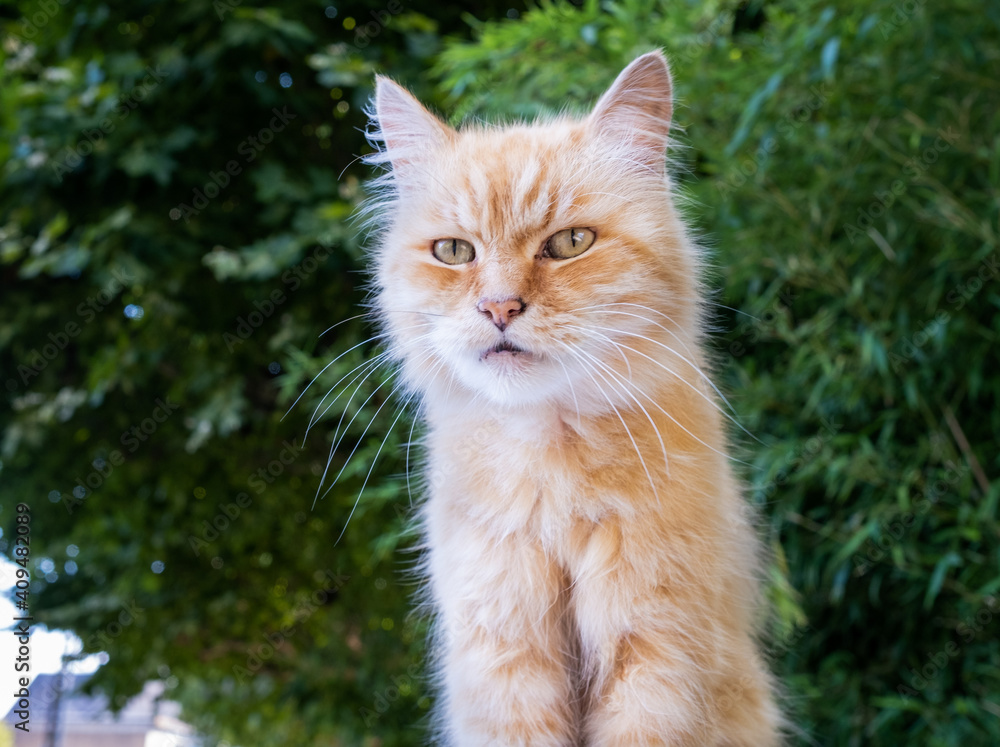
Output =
[{"x1": 477, "y1": 297, "x2": 524, "y2": 331}]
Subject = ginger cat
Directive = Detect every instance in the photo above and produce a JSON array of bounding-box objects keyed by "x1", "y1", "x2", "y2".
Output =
[{"x1": 366, "y1": 51, "x2": 782, "y2": 746}]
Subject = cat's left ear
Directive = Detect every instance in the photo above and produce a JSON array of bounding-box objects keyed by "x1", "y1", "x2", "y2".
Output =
[
  {"x1": 372, "y1": 76, "x2": 455, "y2": 177},
  {"x1": 588, "y1": 51, "x2": 673, "y2": 174}
]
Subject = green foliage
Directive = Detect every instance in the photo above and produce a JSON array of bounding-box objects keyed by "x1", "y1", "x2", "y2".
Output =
[{"x1": 1, "y1": 0, "x2": 997, "y2": 745}]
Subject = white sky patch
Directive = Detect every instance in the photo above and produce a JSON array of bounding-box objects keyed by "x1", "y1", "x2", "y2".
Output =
[{"x1": 0, "y1": 556, "x2": 102, "y2": 719}]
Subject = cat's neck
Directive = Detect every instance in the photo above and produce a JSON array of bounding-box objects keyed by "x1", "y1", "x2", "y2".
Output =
[
  {"x1": 423, "y1": 384, "x2": 572, "y2": 442},
  {"x1": 420, "y1": 374, "x2": 702, "y2": 452}
]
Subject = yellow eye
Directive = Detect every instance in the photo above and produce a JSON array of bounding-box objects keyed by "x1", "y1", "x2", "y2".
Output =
[
  {"x1": 543, "y1": 227, "x2": 596, "y2": 259},
  {"x1": 432, "y1": 238, "x2": 476, "y2": 265}
]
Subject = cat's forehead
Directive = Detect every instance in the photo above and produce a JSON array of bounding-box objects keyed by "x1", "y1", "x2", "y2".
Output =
[
  {"x1": 451, "y1": 120, "x2": 589, "y2": 185},
  {"x1": 426, "y1": 121, "x2": 598, "y2": 244}
]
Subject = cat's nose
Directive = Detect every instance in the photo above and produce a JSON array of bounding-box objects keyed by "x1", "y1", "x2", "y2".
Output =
[{"x1": 477, "y1": 297, "x2": 525, "y2": 331}]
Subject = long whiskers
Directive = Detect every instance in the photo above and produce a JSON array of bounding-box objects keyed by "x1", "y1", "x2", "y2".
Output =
[
  {"x1": 324, "y1": 365, "x2": 412, "y2": 495},
  {"x1": 329, "y1": 354, "x2": 446, "y2": 544},
  {"x1": 555, "y1": 355, "x2": 583, "y2": 430},
  {"x1": 580, "y1": 324, "x2": 762, "y2": 446},
  {"x1": 558, "y1": 341, "x2": 662, "y2": 501},
  {"x1": 318, "y1": 309, "x2": 448, "y2": 340},
  {"x1": 562, "y1": 342, "x2": 669, "y2": 477},
  {"x1": 567, "y1": 303, "x2": 740, "y2": 418},
  {"x1": 318, "y1": 311, "x2": 376, "y2": 338},
  {"x1": 567, "y1": 302, "x2": 698, "y2": 358},
  {"x1": 316, "y1": 333, "x2": 435, "y2": 497},
  {"x1": 404, "y1": 402, "x2": 422, "y2": 510},
  {"x1": 308, "y1": 329, "x2": 433, "y2": 438},
  {"x1": 304, "y1": 352, "x2": 391, "y2": 444},
  {"x1": 313, "y1": 366, "x2": 399, "y2": 509},
  {"x1": 568, "y1": 334, "x2": 755, "y2": 468},
  {"x1": 282, "y1": 322, "x2": 430, "y2": 421}
]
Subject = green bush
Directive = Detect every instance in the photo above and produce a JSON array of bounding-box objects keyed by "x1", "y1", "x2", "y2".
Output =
[{"x1": 2, "y1": 0, "x2": 997, "y2": 744}]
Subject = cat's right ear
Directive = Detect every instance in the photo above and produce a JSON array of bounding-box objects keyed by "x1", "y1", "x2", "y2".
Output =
[
  {"x1": 588, "y1": 51, "x2": 673, "y2": 175},
  {"x1": 372, "y1": 76, "x2": 454, "y2": 177}
]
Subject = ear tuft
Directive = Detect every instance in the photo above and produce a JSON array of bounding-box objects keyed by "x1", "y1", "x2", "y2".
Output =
[
  {"x1": 372, "y1": 77, "x2": 454, "y2": 174},
  {"x1": 589, "y1": 51, "x2": 673, "y2": 174}
]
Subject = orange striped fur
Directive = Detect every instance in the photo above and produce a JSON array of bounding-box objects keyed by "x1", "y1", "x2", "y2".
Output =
[{"x1": 367, "y1": 51, "x2": 782, "y2": 746}]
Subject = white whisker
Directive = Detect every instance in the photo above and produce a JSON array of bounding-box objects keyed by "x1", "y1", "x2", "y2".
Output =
[
  {"x1": 571, "y1": 335, "x2": 754, "y2": 469},
  {"x1": 591, "y1": 325, "x2": 755, "y2": 441},
  {"x1": 314, "y1": 365, "x2": 402, "y2": 508},
  {"x1": 330, "y1": 353, "x2": 446, "y2": 540},
  {"x1": 574, "y1": 323, "x2": 760, "y2": 445},
  {"x1": 558, "y1": 341, "x2": 661, "y2": 501},
  {"x1": 555, "y1": 355, "x2": 582, "y2": 430},
  {"x1": 331, "y1": 390, "x2": 409, "y2": 543},
  {"x1": 563, "y1": 342, "x2": 669, "y2": 479},
  {"x1": 318, "y1": 311, "x2": 376, "y2": 338},
  {"x1": 282, "y1": 322, "x2": 430, "y2": 420},
  {"x1": 404, "y1": 400, "x2": 421, "y2": 509},
  {"x1": 569, "y1": 302, "x2": 696, "y2": 354},
  {"x1": 304, "y1": 352, "x2": 391, "y2": 443},
  {"x1": 568, "y1": 302, "x2": 740, "y2": 418}
]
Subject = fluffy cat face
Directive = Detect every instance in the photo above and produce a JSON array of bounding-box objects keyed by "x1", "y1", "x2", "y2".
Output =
[{"x1": 369, "y1": 52, "x2": 701, "y2": 410}]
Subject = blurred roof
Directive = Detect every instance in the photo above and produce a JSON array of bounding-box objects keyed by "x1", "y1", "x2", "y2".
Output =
[{"x1": 2, "y1": 672, "x2": 194, "y2": 737}]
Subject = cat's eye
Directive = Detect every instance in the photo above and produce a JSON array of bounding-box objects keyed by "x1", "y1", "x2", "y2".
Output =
[
  {"x1": 543, "y1": 227, "x2": 596, "y2": 260},
  {"x1": 432, "y1": 238, "x2": 476, "y2": 265}
]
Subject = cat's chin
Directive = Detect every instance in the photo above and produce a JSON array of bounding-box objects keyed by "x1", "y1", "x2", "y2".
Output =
[{"x1": 444, "y1": 345, "x2": 563, "y2": 407}]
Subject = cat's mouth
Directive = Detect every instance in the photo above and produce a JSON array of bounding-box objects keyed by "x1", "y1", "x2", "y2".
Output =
[{"x1": 481, "y1": 340, "x2": 529, "y2": 361}]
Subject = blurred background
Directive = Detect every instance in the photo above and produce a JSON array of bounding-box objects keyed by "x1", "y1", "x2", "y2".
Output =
[{"x1": 0, "y1": 0, "x2": 997, "y2": 745}]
